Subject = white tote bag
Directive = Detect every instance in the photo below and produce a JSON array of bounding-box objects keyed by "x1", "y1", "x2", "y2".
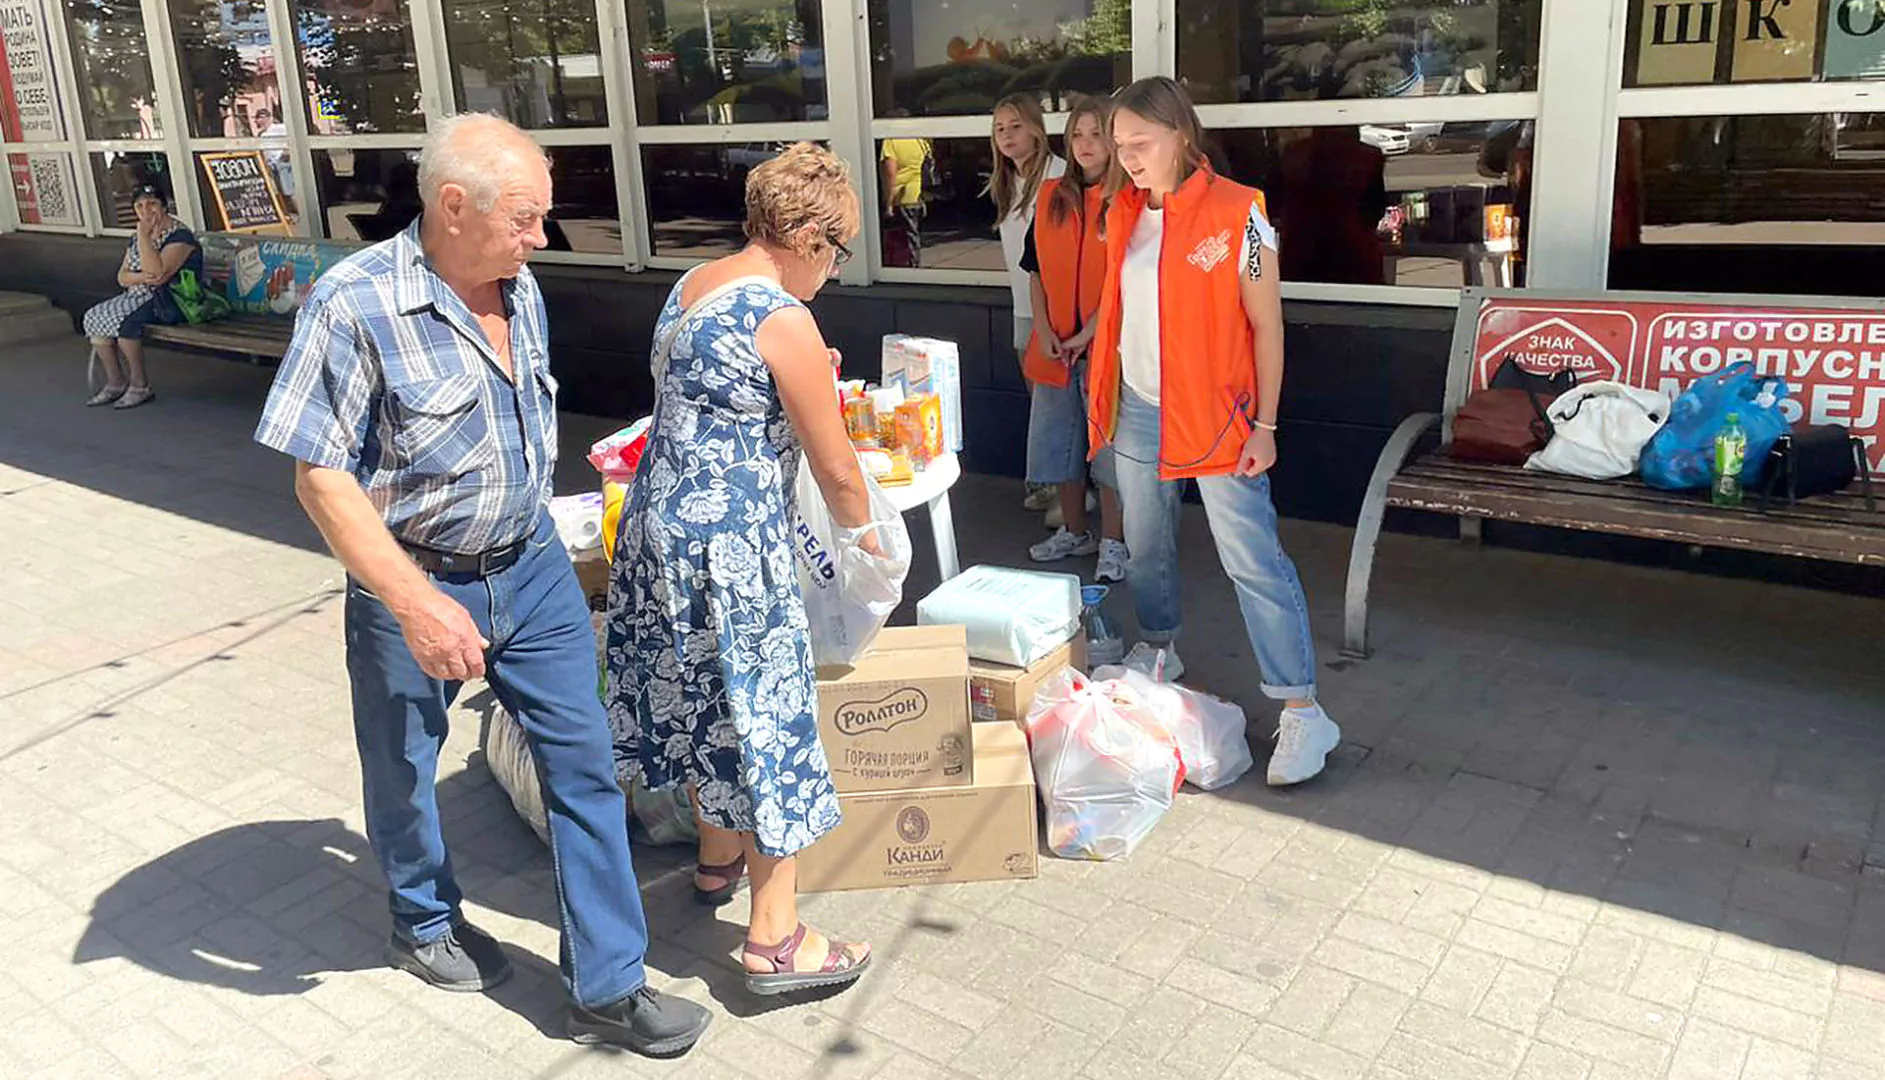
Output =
[
  {"x1": 1526, "y1": 381, "x2": 1670, "y2": 481},
  {"x1": 793, "y1": 456, "x2": 912, "y2": 667}
]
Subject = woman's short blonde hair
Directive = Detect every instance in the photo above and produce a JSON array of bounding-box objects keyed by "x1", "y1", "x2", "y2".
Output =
[{"x1": 743, "y1": 142, "x2": 860, "y2": 257}]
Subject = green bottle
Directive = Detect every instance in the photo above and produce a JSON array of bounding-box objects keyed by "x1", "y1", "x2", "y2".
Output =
[{"x1": 1712, "y1": 413, "x2": 1747, "y2": 508}]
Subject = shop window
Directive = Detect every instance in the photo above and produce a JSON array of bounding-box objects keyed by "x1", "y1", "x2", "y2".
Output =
[
  {"x1": 291, "y1": 0, "x2": 425, "y2": 134},
  {"x1": 8, "y1": 152, "x2": 83, "y2": 226},
  {"x1": 867, "y1": 0, "x2": 1128, "y2": 118},
  {"x1": 3, "y1": 0, "x2": 69, "y2": 142},
  {"x1": 64, "y1": 0, "x2": 163, "y2": 139},
  {"x1": 92, "y1": 150, "x2": 173, "y2": 229},
  {"x1": 625, "y1": 0, "x2": 825, "y2": 124},
  {"x1": 1609, "y1": 113, "x2": 1885, "y2": 297},
  {"x1": 1625, "y1": 0, "x2": 1885, "y2": 87},
  {"x1": 872, "y1": 135, "x2": 1001, "y2": 271},
  {"x1": 544, "y1": 145, "x2": 622, "y2": 254},
  {"x1": 643, "y1": 141, "x2": 831, "y2": 258},
  {"x1": 442, "y1": 0, "x2": 608, "y2": 129},
  {"x1": 313, "y1": 147, "x2": 419, "y2": 242},
  {"x1": 167, "y1": 0, "x2": 282, "y2": 138},
  {"x1": 1212, "y1": 122, "x2": 1530, "y2": 289},
  {"x1": 1176, "y1": 0, "x2": 1543, "y2": 106}
]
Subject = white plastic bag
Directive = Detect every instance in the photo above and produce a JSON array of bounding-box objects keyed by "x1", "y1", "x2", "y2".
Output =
[
  {"x1": 482, "y1": 707, "x2": 550, "y2": 844},
  {"x1": 1095, "y1": 667, "x2": 1253, "y2": 791},
  {"x1": 1525, "y1": 381, "x2": 1670, "y2": 481},
  {"x1": 793, "y1": 458, "x2": 913, "y2": 667},
  {"x1": 1024, "y1": 669, "x2": 1184, "y2": 861},
  {"x1": 917, "y1": 565, "x2": 1083, "y2": 668}
]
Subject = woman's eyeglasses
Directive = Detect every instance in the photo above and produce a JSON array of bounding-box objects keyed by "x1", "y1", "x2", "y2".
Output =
[{"x1": 828, "y1": 235, "x2": 854, "y2": 267}]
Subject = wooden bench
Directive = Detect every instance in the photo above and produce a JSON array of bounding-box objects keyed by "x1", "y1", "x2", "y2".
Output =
[
  {"x1": 146, "y1": 313, "x2": 292, "y2": 363},
  {"x1": 1343, "y1": 287, "x2": 1885, "y2": 659}
]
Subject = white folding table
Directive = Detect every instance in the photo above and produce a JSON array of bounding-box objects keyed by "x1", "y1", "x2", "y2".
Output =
[{"x1": 880, "y1": 451, "x2": 962, "y2": 582}]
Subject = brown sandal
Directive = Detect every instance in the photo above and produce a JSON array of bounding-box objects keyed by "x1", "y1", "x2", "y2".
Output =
[
  {"x1": 693, "y1": 854, "x2": 746, "y2": 907},
  {"x1": 742, "y1": 923, "x2": 870, "y2": 996}
]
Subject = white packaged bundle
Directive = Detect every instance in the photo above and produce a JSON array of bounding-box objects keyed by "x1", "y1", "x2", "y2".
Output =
[
  {"x1": 917, "y1": 565, "x2": 1081, "y2": 668},
  {"x1": 882, "y1": 334, "x2": 963, "y2": 451}
]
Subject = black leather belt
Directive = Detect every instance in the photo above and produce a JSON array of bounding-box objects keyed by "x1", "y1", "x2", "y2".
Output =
[{"x1": 402, "y1": 537, "x2": 527, "y2": 578}]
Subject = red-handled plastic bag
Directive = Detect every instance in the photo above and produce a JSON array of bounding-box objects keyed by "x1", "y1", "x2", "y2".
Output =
[{"x1": 587, "y1": 417, "x2": 653, "y2": 483}]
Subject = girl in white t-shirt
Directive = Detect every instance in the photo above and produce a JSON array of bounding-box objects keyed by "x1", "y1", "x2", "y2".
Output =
[{"x1": 984, "y1": 93, "x2": 1066, "y2": 515}]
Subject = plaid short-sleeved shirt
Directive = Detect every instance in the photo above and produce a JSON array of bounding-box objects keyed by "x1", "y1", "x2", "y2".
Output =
[{"x1": 253, "y1": 222, "x2": 560, "y2": 554}]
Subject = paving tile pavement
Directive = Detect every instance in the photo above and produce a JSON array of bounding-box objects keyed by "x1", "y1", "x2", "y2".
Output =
[{"x1": 4, "y1": 337, "x2": 1885, "y2": 1079}]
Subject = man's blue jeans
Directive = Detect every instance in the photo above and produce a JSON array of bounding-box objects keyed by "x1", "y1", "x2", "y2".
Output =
[
  {"x1": 344, "y1": 509, "x2": 647, "y2": 1010},
  {"x1": 1111, "y1": 388, "x2": 1318, "y2": 701}
]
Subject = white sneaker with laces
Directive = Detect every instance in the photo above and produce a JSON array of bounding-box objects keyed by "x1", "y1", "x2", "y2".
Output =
[
  {"x1": 1095, "y1": 539, "x2": 1129, "y2": 584},
  {"x1": 1268, "y1": 705, "x2": 1340, "y2": 786},
  {"x1": 1030, "y1": 527, "x2": 1099, "y2": 563},
  {"x1": 1023, "y1": 484, "x2": 1055, "y2": 512},
  {"x1": 1120, "y1": 642, "x2": 1184, "y2": 683}
]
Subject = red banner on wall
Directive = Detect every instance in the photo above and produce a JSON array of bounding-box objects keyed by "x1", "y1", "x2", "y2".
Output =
[{"x1": 1473, "y1": 296, "x2": 1885, "y2": 477}]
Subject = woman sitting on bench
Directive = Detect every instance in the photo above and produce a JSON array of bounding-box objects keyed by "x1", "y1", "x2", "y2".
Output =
[{"x1": 83, "y1": 184, "x2": 203, "y2": 410}]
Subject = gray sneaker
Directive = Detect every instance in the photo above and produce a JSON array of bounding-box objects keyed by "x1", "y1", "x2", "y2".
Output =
[
  {"x1": 568, "y1": 984, "x2": 712, "y2": 1058},
  {"x1": 387, "y1": 920, "x2": 514, "y2": 993}
]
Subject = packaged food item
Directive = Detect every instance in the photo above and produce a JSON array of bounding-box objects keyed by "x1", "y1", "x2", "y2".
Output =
[
  {"x1": 896, "y1": 393, "x2": 945, "y2": 467},
  {"x1": 883, "y1": 335, "x2": 962, "y2": 451},
  {"x1": 846, "y1": 395, "x2": 879, "y2": 446}
]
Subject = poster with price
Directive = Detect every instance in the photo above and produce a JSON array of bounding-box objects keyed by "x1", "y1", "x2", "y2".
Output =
[
  {"x1": 8, "y1": 151, "x2": 79, "y2": 226},
  {"x1": 0, "y1": 0, "x2": 65, "y2": 142},
  {"x1": 199, "y1": 150, "x2": 291, "y2": 234}
]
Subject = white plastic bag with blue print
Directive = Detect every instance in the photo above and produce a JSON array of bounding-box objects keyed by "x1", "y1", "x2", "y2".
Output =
[{"x1": 792, "y1": 457, "x2": 913, "y2": 667}]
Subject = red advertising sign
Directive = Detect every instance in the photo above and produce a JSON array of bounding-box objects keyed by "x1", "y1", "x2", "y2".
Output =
[{"x1": 1473, "y1": 296, "x2": 1885, "y2": 477}]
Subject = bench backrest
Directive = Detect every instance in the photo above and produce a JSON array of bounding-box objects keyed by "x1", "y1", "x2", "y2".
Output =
[
  {"x1": 1444, "y1": 287, "x2": 1885, "y2": 478},
  {"x1": 200, "y1": 233, "x2": 361, "y2": 318}
]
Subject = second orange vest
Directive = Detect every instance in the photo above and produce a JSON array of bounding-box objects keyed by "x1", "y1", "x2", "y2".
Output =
[{"x1": 1021, "y1": 178, "x2": 1108, "y2": 389}]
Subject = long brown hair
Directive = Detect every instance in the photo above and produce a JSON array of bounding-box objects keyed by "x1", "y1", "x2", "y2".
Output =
[
  {"x1": 1047, "y1": 94, "x2": 1114, "y2": 228},
  {"x1": 1105, "y1": 77, "x2": 1209, "y2": 199},
  {"x1": 983, "y1": 93, "x2": 1050, "y2": 222}
]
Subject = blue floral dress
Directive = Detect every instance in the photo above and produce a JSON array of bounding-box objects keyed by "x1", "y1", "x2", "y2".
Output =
[{"x1": 603, "y1": 272, "x2": 840, "y2": 858}]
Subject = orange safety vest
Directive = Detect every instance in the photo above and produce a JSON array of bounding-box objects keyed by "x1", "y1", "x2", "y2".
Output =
[
  {"x1": 1087, "y1": 163, "x2": 1270, "y2": 481},
  {"x1": 1021, "y1": 179, "x2": 1107, "y2": 389}
]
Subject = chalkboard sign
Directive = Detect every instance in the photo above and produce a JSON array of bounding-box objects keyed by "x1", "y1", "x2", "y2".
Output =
[{"x1": 200, "y1": 150, "x2": 289, "y2": 234}]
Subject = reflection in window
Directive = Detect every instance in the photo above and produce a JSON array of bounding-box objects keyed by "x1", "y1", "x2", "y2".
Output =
[
  {"x1": 443, "y1": 0, "x2": 607, "y2": 128},
  {"x1": 546, "y1": 146, "x2": 623, "y2": 254},
  {"x1": 65, "y1": 0, "x2": 163, "y2": 139},
  {"x1": 1610, "y1": 113, "x2": 1885, "y2": 297},
  {"x1": 292, "y1": 0, "x2": 425, "y2": 134},
  {"x1": 168, "y1": 0, "x2": 282, "y2": 138},
  {"x1": 868, "y1": 0, "x2": 1129, "y2": 117},
  {"x1": 315, "y1": 147, "x2": 420, "y2": 242},
  {"x1": 625, "y1": 0, "x2": 825, "y2": 124},
  {"x1": 1176, "y1": 0, "x2": 1542, "y2": 105},
  {"x1": 644, "y1": 142, "x2": 830, "y2": 258},
  {"x1": 1623, "y1": 0, "x2": 1868, "y2": 88},
  {"x1": 92, "y1": 150, "x2": 172, "y2": 229},
  {"x1": 872, "y1": 136, "x2": 1002, "y2": 270},
  {"x1": 1213, "y1": 122, "x2": 1527, "y2": 288}
]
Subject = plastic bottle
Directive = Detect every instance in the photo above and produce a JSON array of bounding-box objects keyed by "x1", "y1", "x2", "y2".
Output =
[
  {"x1": 1712, "y1": 412, "x2": 1747, "y2": 508},
  {"x1": 1081, "y1": 584, "x2": 1125, "y2": 668}
]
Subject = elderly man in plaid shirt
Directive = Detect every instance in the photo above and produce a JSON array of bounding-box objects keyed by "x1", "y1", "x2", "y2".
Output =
[{"x1": 254, "y1": 114, "x2": 708, "y2": 1058}]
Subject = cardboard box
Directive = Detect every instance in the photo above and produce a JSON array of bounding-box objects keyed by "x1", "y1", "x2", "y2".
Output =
[
  {"x1": 969, "y1": 635, "x2": 1087, "y2": 727},
  {"x1": 797, "y1": 722, "x2": 1039, "y2": 893},
  {"x1": 817, "y1": 625, "x2": 973, "y2": 793},
  {"x1": 572, "y1": 547, "x2": 609, "y2": 608}
]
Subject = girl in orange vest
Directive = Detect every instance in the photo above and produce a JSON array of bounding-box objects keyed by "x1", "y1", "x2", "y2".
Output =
[
  {"x1": 1019, "y1": 94, "x2": 1128, "y2": 583},
  {"x1": 984, "y1": 93, "x2": 1068, "y2": 519},
  {"x1": 1088, "y1": 77, "x2": 1340, "y2": 786}
]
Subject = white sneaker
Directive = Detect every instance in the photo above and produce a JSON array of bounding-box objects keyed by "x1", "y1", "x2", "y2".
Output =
[
  {"x1": 1095, "y1": 539, "x2": 1129, "y2": 584},
  {"x1": 1121, "y1": 642, "x2": 1184, "y2": 683},
  {"x1": 1030, "y1": 527, "x2": 1099, "y2": 563},
  {"x1": 1044, "y1": 502, "x2": 1064, "y2": 530},
  {"x1": 1023, "y1": 483, "x2": 1055, "y2": 512},
  {"x1": 1268, "y1": 705, "x2": 1341, "y2": 786}
]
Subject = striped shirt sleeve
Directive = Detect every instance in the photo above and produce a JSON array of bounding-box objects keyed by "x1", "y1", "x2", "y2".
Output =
[{"x1": 253, "y1": 294, "x2": 377, "y2": 473}]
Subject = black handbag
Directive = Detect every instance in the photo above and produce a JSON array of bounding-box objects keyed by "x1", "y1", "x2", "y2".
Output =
[{"x1": 1759, "y1": 425, "x2": 1875, "y2": 510}]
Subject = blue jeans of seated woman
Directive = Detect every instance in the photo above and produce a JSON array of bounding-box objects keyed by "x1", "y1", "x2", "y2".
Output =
[{"x1": 1111, "y1": 387, "x2": 1318, "y2": 701}]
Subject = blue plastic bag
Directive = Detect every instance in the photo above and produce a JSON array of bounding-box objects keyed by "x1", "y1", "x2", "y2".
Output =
[{"x1": 1640, "y1": 362, "x2": 1789, "y2": 491}]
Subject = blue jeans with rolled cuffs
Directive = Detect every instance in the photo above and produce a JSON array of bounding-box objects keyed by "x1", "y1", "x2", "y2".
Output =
[
  {"x1": 345, "y1": 508, "x2": 649, "y2": 1009},
  {"x1": 1027, "y1": 358, "x2": 1118, "y2": 489},
  {"x1": 1110, "y1": 387, "x2": 1318, "y2": 701}
]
